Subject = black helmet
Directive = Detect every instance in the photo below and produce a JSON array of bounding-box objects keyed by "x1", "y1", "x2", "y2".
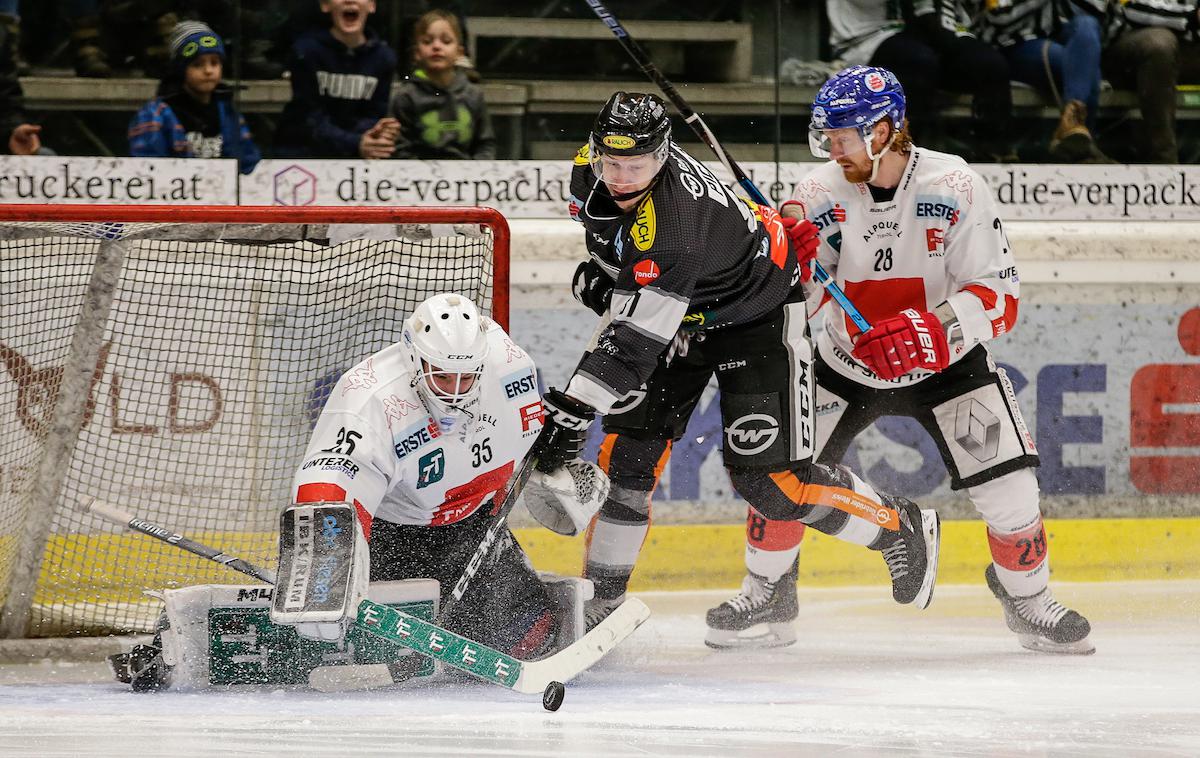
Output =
[{"x1": 590, "y1": 91, "x2": 671, "y2": 156}]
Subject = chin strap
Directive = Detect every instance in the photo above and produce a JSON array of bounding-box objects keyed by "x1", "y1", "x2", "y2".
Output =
[{"x1": 864, "y1": 128, "x2": 899, "y2": 184}]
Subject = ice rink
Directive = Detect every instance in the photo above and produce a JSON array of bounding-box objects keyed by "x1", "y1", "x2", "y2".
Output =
[{"x1": 2, "y1": 580, "x2": 1197, "y2": 757}]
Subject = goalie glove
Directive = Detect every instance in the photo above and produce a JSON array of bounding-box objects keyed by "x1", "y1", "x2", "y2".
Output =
[
  {"x1": 852, "y1": 308, "x2": 951, "y2": 380},
  {"x1": 524, "y1": 458, "x2": 609, "y2": 536},
  {"x1": 271, "y1": 501, "x2": 369, "y2": 643}
]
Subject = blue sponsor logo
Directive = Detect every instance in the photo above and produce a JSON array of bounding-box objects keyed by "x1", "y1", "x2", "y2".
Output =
[
  {"x1": 393, "y1": 418, "x2": 439, "y2": 460},
  {"x1": 915, "y1": 195, "x2": 960, "y2": 224},
  {"x1": 502, "y1": 369, "x2": 537, "y2": 400}
]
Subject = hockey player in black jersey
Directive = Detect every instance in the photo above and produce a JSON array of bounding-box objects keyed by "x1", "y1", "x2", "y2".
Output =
[{"x1": 529, "y1": 91, "x2": 942, "y2": 635}]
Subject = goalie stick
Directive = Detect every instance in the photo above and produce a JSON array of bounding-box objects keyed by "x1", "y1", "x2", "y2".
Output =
[
  {"x1": 84, "y1": 497, "x2": 649, "y2": 697},
  {"x1": 581, "y1": 0, "x2": 872, "y2": 335}
]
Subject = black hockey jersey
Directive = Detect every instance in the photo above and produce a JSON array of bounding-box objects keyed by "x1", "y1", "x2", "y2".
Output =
[{"x1": 563, "y1": 142, "x2": 799, "y2": 414}]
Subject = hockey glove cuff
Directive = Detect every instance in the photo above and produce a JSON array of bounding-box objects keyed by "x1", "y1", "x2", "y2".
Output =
[
  {"x1": 572, "y1": 259, "x2": 615, "y2": 317},
  {"x1": 779, "y1": 203, "x2": 818, "y2": 284},
  {"x1": 532, "y1": 388, "x2": 595, "y2": 474},
  {"x1": 852, "y1": 308, "x2": 951, "y2": 380}
]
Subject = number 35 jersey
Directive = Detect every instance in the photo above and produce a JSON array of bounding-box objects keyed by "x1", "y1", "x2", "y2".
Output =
[
  {"x1": 291, "y1": 319, "x2": 544, "y2": 530},
  {"x1": 791, "y1": 147, "x2": 1020, "y2": 390}
]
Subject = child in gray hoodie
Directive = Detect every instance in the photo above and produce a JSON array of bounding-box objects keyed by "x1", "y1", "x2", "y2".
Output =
[{"x1": 391, "y1": 10, "x2": 495, "y2": 159}]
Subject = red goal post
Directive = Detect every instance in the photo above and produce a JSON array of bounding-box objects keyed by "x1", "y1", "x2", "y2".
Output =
[{"x1": 0, "y1": 204, "x2": 509, "y2": 638}]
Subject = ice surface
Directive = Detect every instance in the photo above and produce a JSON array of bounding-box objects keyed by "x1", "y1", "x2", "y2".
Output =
[{"x1": 1, "y1": 580, "x2": 1197, "y2": 757}]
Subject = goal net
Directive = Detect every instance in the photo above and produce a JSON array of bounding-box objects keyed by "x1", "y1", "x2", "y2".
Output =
[{"x1": 0, "y1": 205, "x2": 508, "y2": 638}]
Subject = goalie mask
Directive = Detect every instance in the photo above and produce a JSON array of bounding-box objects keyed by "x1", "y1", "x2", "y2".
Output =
[
  {"x1": 403, "y1": 294, "x2": 489, "y2": 417},
  {"x1": 589, "y1": 91, "x2": 671, "y2": 200}
]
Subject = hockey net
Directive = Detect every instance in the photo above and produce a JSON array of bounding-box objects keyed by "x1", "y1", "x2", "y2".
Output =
[{"x1": 0, "y1": 205, "x2": 509, "y2": 638}]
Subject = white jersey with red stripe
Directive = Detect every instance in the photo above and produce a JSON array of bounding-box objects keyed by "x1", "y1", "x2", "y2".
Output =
[
  {"x1": 791, "y1": 147, "x2": 1019, "y2": 390},
  {"x1": 291, "y1": 319, "x2": 544, "y2": 530}
]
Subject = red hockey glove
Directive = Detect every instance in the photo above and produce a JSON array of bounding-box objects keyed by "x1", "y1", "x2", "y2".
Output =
[
  {"x1": 779, "y1": 201, "x2": 818, "y2": 284},
  {"x1": 852, "y1": 308, "x2": 951, "y2": 380}
]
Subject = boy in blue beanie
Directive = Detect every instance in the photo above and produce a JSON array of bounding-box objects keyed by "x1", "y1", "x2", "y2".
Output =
[{"x1": 128, "y1": 21, "x2": 261, "y2": 174}]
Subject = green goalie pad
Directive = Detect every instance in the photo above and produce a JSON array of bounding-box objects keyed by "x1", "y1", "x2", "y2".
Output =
[{"x1": 159, "y1": 580, "x2": 440, "y2": 687}]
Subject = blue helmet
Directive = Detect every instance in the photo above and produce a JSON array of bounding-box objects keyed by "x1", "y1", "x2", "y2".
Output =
[{"x1": 809, "y1": 65, "x2": 906, "y2": 134}]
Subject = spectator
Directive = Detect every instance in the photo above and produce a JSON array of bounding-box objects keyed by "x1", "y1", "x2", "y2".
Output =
[
  {"x1": 391, "y1": 9, "x2": 495, "y2": 159},
  {"x1": 0, "y1": 9, "x2": 41, "y2": 156},
  {"x1": 65, "y1": 2, "x2": 112, "y2": 78},
  {"x1": 827, "y1": 0, "x2": 1016, "y2": 161},
  {"x1": 273, "y1": 0, "x2": 398, "y2": 158},
  {"x1": 975, "y1": 0, "x2": 1113, "y2": 162},
  {"x1": 0, "y1": 0, "x2": 27, "y2": 75},
  {"x1": 128, "y1": 21, "x2": 261, "y2": 174},
  {"x1": 1079, "y1": 0, "x2": 1200, "y2": 163}
]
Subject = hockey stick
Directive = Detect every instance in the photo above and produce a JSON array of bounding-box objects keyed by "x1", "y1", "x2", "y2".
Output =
[
  {"x1": 86, "y1": 498, "x2": 276, "y2": 584},
  {"x1": 84, "y1": 497, "x2": 648, "y2": 697},
  {"x1": 581, "y1": 0, "x2": 872, "y2": 335},
  {"x1": 312, "y1": 450, "x2": 537, "y2": 691},
  {"x1": 440, "y1": 450, "x2": 539, "y2": 622}
]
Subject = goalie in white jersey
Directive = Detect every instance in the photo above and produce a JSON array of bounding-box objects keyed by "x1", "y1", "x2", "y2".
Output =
[
  {"x1": 709, "y1": 66, "x2": 1094, "y2": 654},
  {"x1": 271, "y1": 293, "x2": 604, "y2": 660}
]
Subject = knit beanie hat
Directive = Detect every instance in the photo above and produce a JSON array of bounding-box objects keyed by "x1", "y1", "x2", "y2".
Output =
[{"x1": 169, "y1": 21, "x2": 225, "y2": 66}]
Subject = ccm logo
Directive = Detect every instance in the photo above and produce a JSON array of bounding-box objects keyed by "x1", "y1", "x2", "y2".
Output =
[
  {"x1": 724, "y1": 413, "x2": 779, "y2": 456},
  {"x1": 901, "y1": 308, "x2": 938, "y2": 364}
]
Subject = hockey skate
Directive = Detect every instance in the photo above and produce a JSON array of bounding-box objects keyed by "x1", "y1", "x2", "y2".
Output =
[
  {"x1": 705, "y1": 567, "x2": 799, "y2": 650},
  {"x1": 584, "y1": 595, "x2": 624, "y2": 632},
  {"x1": 985, "y1": 564, "x2": 1095, "y2": 655},
  {"x1": 108, "y1": 643, "x2": 171, "y2": 692},
  {"x1": 875, "y1": 496, "x2": 940, "y2": 609}
]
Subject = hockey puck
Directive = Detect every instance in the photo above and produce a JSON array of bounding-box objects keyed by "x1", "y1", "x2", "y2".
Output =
[{"x1": 542, "y1": 681, "x2": 565, "y2": 711}]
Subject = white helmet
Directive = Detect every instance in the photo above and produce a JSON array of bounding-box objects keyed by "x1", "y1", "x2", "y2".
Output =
[{"x1": 402, "y1": 293, "x2": 490, "y2": 416}]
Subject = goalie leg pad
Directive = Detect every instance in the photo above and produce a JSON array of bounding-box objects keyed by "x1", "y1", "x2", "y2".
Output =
[{"x1": 271, "y1": 502, "x2": 369, "y2": 641}]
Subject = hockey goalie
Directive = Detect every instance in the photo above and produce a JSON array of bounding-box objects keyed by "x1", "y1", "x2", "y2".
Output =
[{"x1": 111, "y1": 293, "x2": 611, "y2": 691}]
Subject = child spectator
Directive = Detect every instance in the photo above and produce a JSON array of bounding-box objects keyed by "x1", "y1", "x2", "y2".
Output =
[
  {"x1": 274, "y1": 0, "x2": 398, "y2": 158},
  {"x1": 391, "y1": 9, "x2": 495, "y2": 159},
  {"x1": 128, "y1": 21, "x2": 261, "y2": 174}
]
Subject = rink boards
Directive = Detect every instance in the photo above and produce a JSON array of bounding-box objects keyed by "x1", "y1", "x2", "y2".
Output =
[{"x1": 19, "y1": 516, "x2": 1200, "y2": 612}]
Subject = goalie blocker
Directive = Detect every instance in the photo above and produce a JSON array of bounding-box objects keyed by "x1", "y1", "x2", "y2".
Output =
[{"x1": 271, "y1": 501, "x2": 369, "y2": 642}]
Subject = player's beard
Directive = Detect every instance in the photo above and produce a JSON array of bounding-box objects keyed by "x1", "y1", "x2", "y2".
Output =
[{"x1": 839, "y1": 157, "x2": 872, "y2": 184}]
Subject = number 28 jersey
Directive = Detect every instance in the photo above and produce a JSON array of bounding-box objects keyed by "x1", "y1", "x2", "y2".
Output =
[
  {"x1": 791, "y1": 147, "x2": 1020, "y2": 390},
  {"x1": 291, "y1": 320, "x2": 544, "y2": 530}
]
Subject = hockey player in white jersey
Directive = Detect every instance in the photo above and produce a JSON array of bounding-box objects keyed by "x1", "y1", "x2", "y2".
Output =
[
  {"x1": 708, "y1": 65, "x2": 1094, "y2": 654},
  {"x1": 270, "y1": 293, "x2": 605, "y2": 660}
]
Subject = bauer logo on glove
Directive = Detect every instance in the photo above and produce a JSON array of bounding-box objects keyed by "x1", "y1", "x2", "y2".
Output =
[{"x1": 851, "y1": 308, "x2": 950, "y2": 381}]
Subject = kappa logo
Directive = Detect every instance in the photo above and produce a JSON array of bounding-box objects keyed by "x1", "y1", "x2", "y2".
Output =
[
  {"x1": 340, "y1": 358, "x2": 378, "y2": 396},
  {"x1": 633, "y1": 259, "x2": 660, "y2": 286},
  {"x1": 934, "y1": 170, "x2": 975, "y2": 204},
  {"x1": 724, "y1": 413, "x2": 780, "y2": 456},
  {"x1": 382, "y1": 395, "x2": 421, "y2": 430}
]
